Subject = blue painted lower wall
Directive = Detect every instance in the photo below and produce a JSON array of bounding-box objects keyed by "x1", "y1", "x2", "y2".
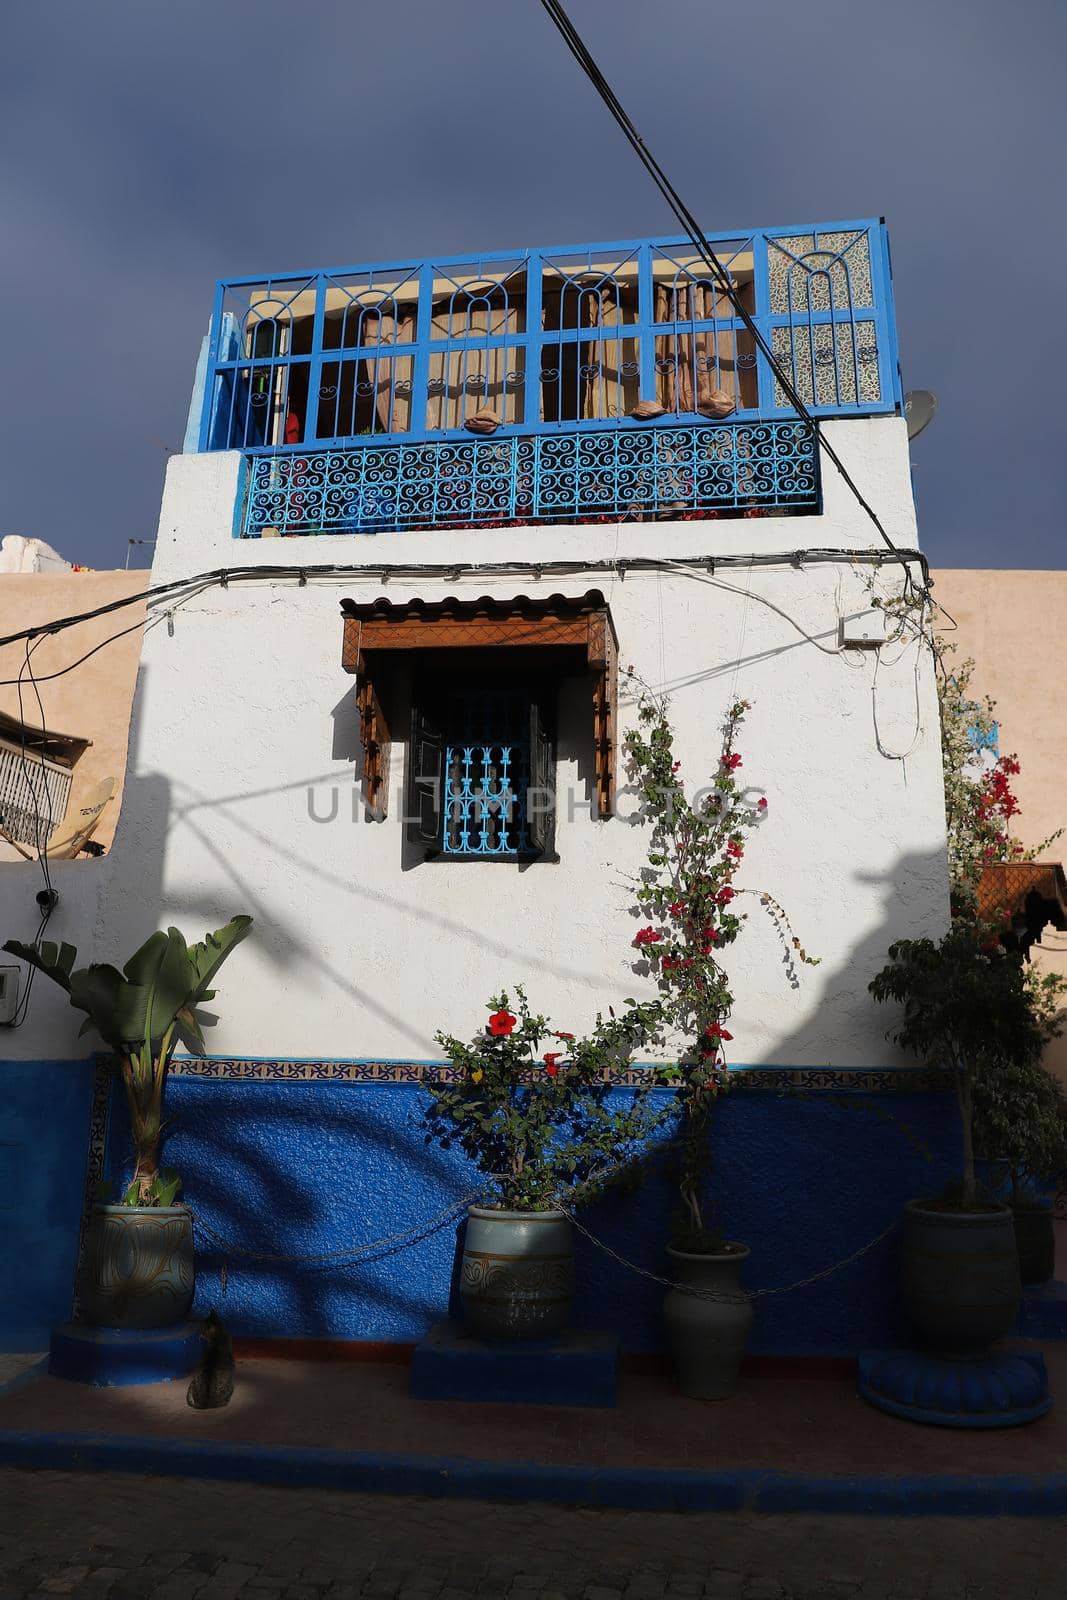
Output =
[
  {"x1": 101, "y1": 1076, "x2": 959, "y2": 1355},
  {"x1": 0, "y1": 1060, "x2": 97, "y2": 1351}
]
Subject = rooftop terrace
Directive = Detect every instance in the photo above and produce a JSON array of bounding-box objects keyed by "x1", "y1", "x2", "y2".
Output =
[{"x1": 196, "y1": 221, "x2": 901, "y2": 536}]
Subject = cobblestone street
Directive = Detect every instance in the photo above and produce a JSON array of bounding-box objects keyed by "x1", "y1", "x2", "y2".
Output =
[{"x1": 0, "y1": 1468, "x2": 1064, "y2": 1600}]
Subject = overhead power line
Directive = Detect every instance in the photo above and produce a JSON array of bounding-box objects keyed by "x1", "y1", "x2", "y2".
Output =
[
  {"x1": 536, "y1": 0, "x2": 925, "y2": 593},
  {"x1": 0, "y1": 546, "x2": 930, "y2": 663}
]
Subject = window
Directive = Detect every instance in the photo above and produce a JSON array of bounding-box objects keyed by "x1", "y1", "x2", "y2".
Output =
[
  {"x1": 340, "y1": 590, "x2": 618, "y2": 849},
  {"x1": 407, "y1": 680, "x2": 556, "y2": 860}
]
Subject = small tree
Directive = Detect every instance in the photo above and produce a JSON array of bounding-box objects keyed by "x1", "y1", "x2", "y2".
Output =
[
  {"x1": 3, "y1": 919, "x2": 252, "y2": 1204},
  {"x1": 623, "y1": 684, "x2": 817, "y2": 1249},
  {"x1": 870, "y1": 925, "x2": 1046, "y2": 1206}
]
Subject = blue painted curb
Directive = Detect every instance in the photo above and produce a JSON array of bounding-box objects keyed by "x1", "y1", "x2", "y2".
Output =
[{"x1": 2, "y1": 1429, "x2": 1067, "y2": 1515}]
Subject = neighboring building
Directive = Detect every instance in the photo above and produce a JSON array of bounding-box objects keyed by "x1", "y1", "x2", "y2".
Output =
[
  {"x1": 2, "y1": 222, "x2": 957, "y2": 1351},
  {"x1": 933, "y1": 570, "x2": 1067, "y2": 1084},
  {"x1": 0, "y1": 562, "x2": 146, "y2": 861}
]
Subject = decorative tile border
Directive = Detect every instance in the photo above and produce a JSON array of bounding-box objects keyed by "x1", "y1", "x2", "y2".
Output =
[
  {"x1": 165, "y1": 1056, "x2": 950, "y2": 1093},
  {"x1": 71, "y1": 1056, "x2": 113, "y2": 1320}
]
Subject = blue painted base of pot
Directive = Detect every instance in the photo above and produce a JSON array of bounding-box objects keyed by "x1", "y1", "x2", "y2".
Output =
[
  {"x1": 48, "y1": 1322, "x2": 204, "y2": 1387},
  {"x1": 857, "y1": 1349, "x2": 1051, "y2": 1429},
  {"x1": 411, "y1": 1320, "x2": 619, "y2": 1408},
  {"x1": 1017, "y1": 1281, "x2": 1067, "y2": 1341}
]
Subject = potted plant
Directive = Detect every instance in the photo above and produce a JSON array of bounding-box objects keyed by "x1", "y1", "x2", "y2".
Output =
[
  {"x1": 3, "y1": 917, "x2": 251, "y2": 1329},
  {"x1": 972, "y1": 979, "x2": 1067, "y2": 1286},
  {"x1": 869, "y1": 923, "x2": 1046, "y2": 1355},
  {"x1": 426, "y1": 985, "x2": 669, "y2": 1341},
  {"x1": 623, "y1": 685, "x2": 817, "y2": 1398}
]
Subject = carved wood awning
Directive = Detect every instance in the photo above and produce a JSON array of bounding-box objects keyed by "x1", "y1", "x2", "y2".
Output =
[
  {"x1": 977, "y1": 861, "x2": 1067, "y2": 956},
  {"x1": 340, "y1": 590, "x2": 618, "y2": 818}
]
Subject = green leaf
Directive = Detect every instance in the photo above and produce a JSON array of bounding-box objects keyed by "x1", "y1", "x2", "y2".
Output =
[
  {"x1": 69, "y1": 964, "x2": 146, "y2": 1050},
  {"x1": 2, "y1": 938, "x2": 78, "y2": 993},
  {"x1": 173, "y1": 1004, "x2": 206, "y2": 1053},
  {"x1": 122, "y1": 1179, "x2": 140, "y2": 1206},
  {"x1": 185, "y1": 916, "x2": 253, "y2": 1005},
  {"x1": 153, "y1": 1168, "x2": 182, "y2": 1206}
]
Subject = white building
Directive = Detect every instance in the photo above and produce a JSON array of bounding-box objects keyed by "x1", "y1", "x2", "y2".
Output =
[{"x1": 1, "y1": 223, "x2": 953, "y2": 1352}]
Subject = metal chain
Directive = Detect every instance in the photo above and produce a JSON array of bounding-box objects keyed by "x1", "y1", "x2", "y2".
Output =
[
  {"x1": 557, "y1": 1203, "x2": 900, "y2": 1302},
  {"x1": 187, "y1": 1176, "x2": 897, "y2": 1305},
  {"x1": 187, "y1": 1185, "x2": 493, "y2": 1267}
]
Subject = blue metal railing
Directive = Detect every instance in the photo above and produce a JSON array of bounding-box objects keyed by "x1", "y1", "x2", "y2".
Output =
[
  {"x1": 202, "y1": 221, "x2": 900, "y2": 464},
  {"x1": 240, "y1": 420, "x2": 819, "y2": 535}
]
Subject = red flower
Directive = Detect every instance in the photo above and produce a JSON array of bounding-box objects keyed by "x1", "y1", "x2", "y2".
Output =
[
  {"x1": 671, "y1": 761, "x2": 681, "y2": 774},
  {"x1": 757, "y1": 797, "x2": 768, "y2": 810},
  {"x1": 704, "y1": 1021, "x2": 733, "y2": 1042},
  {"x1": 554, "y1": 1031, "x2": 575, "y2": 1041},
  {"x1": 543, "y1": 1052, "x2": 562, "y2": 1077},
  {"x1": 487, "y1": 1009, "x2": 517, "y2": 1037},
  {"x1": 722, "y1": 752, "x2": 743, "y2": 771},
  {"x1": 634, "y1": 926, "x2": 664, "y2": 947},
  {"x1": 727, "y1": 840, "x2": 744, "y2": 860},
  {"x1": 716, "y1": 886, "x2": 736, "y2": 904},
  {"x1": 701, "y1": 927, "x2": 718, "y2": 943},
  {"x1": 668, "y1": 901, "x2": 687, "y2": 919}
]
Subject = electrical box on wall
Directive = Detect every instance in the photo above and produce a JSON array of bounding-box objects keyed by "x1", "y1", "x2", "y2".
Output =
[
  {"x1": 0, "y1": 965, "x2": 19, "y2": 1025},
  {"x1": 839, "y1": 608, "x2": 890, "y2": 649}
]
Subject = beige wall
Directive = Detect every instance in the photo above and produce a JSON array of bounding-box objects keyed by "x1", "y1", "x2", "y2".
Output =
[
  {"x1": 0, "y1": 571, "x2": 146, "y2": 858},
  {"x1": 934, "y1": 570, "x2": 1067, "y2": 1082}
]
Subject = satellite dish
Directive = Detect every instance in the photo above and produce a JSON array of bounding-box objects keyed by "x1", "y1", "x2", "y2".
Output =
[{"x1": 905, "y1": 389, "x2": 938, "y2": 440}]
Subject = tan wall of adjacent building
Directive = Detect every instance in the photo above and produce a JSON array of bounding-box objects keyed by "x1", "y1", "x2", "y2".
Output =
[
  {"x1": 0, "y1": 572, "x2": 146, "y2": 858},
  {"x1": 934, "y1": 570, "x2": 1067, "y2": 1083}
]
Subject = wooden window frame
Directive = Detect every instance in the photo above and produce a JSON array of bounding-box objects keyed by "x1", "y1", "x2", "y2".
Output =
[{"x1": 341, "y1": 592, "x2": 617, "y2": 824}]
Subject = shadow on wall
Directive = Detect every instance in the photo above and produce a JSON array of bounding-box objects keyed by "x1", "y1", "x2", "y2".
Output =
[{"x1": 84, "y1": 845, "x2": 960, "y2": 1379}]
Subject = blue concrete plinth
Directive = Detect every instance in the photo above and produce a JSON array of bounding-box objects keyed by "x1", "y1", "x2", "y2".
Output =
[
  {"x1": 49, "y1": 1322, "x2": 204, "y2": 1387},
  {"x1": 858, "y1": 1348, "x2": 1051, "y2": 1429},
  {"x1": 1017, "y1": 1280, "x2": 1067, "y2": 1340},
  {"x1": 411, "y1": 1321, "x2": 619, "y2": 1407}
]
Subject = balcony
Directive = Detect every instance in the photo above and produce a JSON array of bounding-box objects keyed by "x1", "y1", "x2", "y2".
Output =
[{"x1": 197, "y1": 221, "x2": 900, "y2": 537}]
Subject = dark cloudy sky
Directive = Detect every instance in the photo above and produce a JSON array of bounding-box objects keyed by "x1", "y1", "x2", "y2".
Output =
[{"x1": 2, "y1": 0, "x2": 1063, "y2": 571}]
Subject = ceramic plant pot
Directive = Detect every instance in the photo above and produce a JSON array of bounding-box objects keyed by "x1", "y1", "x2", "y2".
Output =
[
  {"x1": 79, "y1": 1204, "x2": 195, "y2": 1330},
  {"x1": 899, "y1": 1199, "x2": 1021, "y2": 1357},
  {"x1": 459, "y1": 1207, "x2": 575, "y2": 1340},
  {"x1": 663, "y1": 1244, "x2": 753, "y2": 1399},
  {"x1": 1012, "y1": 1206, "x2": 1055, "y2": 1287}
]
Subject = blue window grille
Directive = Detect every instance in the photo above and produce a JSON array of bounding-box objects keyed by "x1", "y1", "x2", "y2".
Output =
[
  {"x1": 199, "y1": 221, "x2": 899, "y2": 534},
  {"x1": 442, "y1": 691, "x2": 530, "y2": 858}
]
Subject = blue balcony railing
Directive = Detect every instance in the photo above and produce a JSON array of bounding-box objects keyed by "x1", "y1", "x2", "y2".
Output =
[
  {"x1": 202, "y1": 220, "x2": 898, "y2": 534},
  {"x1": 240, "y1": 421, "x2": 818, "y2": 536}
]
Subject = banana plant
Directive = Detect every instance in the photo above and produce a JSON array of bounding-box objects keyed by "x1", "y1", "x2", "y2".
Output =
[{"x1": 3, "y1": 917, "x2": 252, "y2": 1205}]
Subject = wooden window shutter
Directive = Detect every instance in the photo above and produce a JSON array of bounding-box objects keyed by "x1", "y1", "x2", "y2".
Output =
[
  {"x1": 406, "y1": 690, "x2": 444, "y2": 850},
  {"x1": 526, "y1": 695, "x2": 556, "y2": 858}
]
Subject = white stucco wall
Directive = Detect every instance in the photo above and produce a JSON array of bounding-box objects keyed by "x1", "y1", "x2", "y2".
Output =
[{"x1": 3, "y1": 418, "x2": 950, "y2": 1066}]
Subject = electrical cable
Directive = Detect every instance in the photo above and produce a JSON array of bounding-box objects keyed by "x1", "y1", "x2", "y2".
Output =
[
  {"x1": 536, "y1": 0, "x2": 925, "y2": 598},
  {"x1": 15, "y1": 637, "x2": 56, "y2": 904},
  {"x1": 0, "y1": 546, "x2": 930, "y2": 662},
  {"x1": 0, "y1": 905, "x2": 52, "y2": 1030}
]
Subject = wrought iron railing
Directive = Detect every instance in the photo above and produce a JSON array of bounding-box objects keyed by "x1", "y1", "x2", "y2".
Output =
[
  {"x1": 240, "y1": 420, "x2": 818, "y2": 536},
  {"x1": 202, "y1": 221, "x2": 900, "y2": 464},
  {"x1": 0, "y1": 738, "x2": 72, "y2": 848}
]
